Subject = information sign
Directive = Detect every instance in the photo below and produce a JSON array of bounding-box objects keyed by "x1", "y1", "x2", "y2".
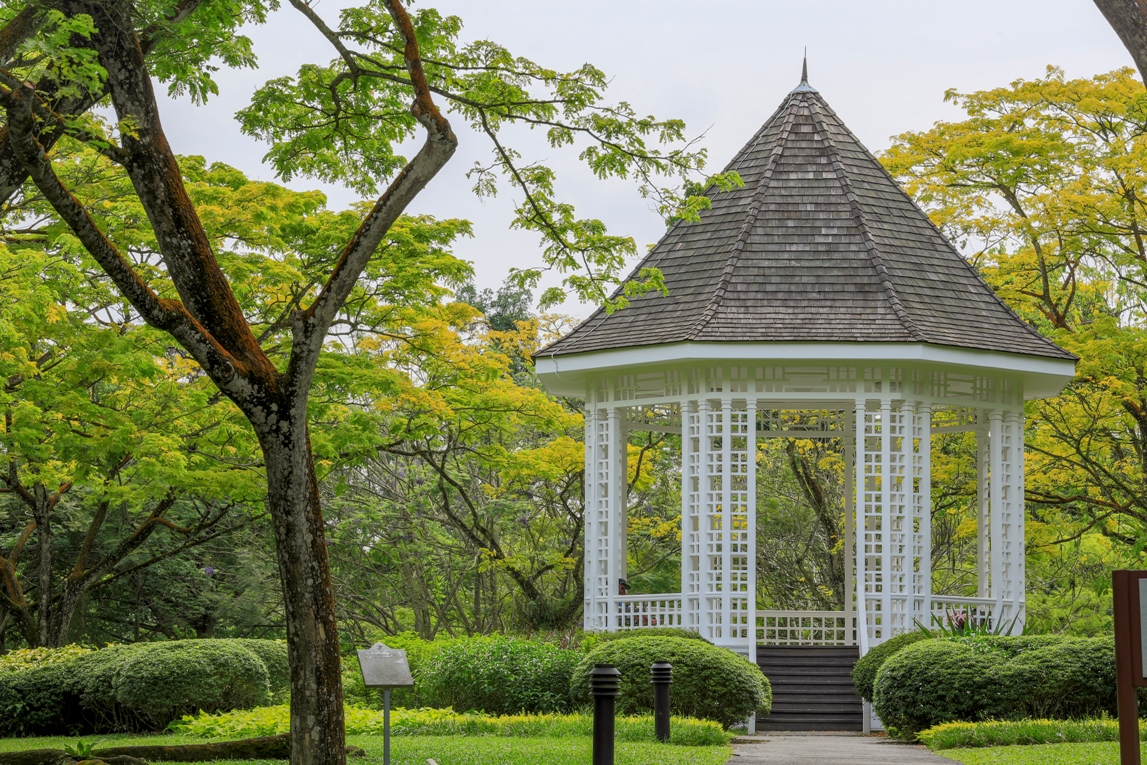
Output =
[{"x1": 1114, "y1": 570, "x2": 1147, "y2": 765}]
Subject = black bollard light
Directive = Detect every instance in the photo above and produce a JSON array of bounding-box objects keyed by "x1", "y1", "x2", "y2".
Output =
[
  {"x1": 590, "y1": 663, "x2": 622, "y2": 765},
  {"x1": 651, "y1": 661, "x2": 672, "y2": 742}
]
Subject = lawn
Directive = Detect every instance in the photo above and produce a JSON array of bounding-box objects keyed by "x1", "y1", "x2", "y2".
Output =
[
  {"x1": 0, "y1": 733, "x2": 732, "y2": 765},
  {"x1": 937, "y1": 741, "x2": 1144, "y2": 764}
]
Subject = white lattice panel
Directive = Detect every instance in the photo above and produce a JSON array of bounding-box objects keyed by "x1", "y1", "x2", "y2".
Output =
[
  {"x1": 614, "y1": 596, "x2": 684, "y2": 629},
  {"x1": 756, "y1": 611, "x2": 858, "y2": 646}
]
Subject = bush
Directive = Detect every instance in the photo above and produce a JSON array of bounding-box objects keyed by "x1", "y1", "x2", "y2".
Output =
[
  {"x1": 342, "y1": 632, "x2": 460, "y2": 710},
  {"x1": 0, "y1": 656, "x2": 87, "y2": 737},
  {"x1": 873, "y1": 635, "x2": 1121, "y2": 739},
  {"x1": 173, "y1": 704, "x2": 731, "y2": 746},
  {"x1": 419, "y1": 636, "x2": 579, "y2": 715},
  {"x1": 0, "y1": 645, "x2": 93, "y2": 674},
  {"x1": 852, "y1": 631, "x2": 930, "y2": 701},
  {"x1": 570, "y1": 636, "x2": 770, "y2": 729},
  {"x1": 233, "y1": 639, "x2": 289, "y2": 701},
  {"x1": 74, "y1": 640, "x2": 271, "y2": 731},
  {"x1": 0, "y1": 639, "x2": 287, "y2": 736},
  {"x1": 579, "y1": 628, "x2": 710, "y2": 653}
]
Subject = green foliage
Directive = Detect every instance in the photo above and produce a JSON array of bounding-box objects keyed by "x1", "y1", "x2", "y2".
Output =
[
  {"x1": 873, "y1": 636, "x2": 1121, "y2": 739},
  {"x1": 570, "y1": 636, "x2": 770, "y2": 729},
  {"x1": 0, "y1": 646, "x2": 94, "y2": 674},
  {"x1": 62, "y1": 740, "x2": 96, "y2": 759},
  {"x1": 578, "y1": 628, "x2": 709, "y2": 653},
  {"x1": 73, "y1": 640, "x2": 271, "y2": 731},
  {"x1": 852, "y1": 631, "x2": 931, "y2": 701},
  {"x1": 918, "y1": 718, "x2": 1147, "y2": 750},
  {"x1": 231, "y1": 640, "x2": 289, "y2": 702},
  {"x1": 418, "y1": 636, "x2": 579, "y2": 715},
  {"x1": 0, "y1": 656, "x2": 86, "y2": 737},
  {"x1": 171, "y1": 703, "x2": 729, "y2": 746},
  {"x1": 0, "y1": 639, "x2": 287, "y2": 735}
]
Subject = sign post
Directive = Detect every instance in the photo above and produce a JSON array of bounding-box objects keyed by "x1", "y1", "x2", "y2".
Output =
[
  {"x1": 356, "y1": 643, "x2": 415, "y2": 765},
  {"x1": 1114, "y1": 571, "x2": 1147, "y2": 765}
]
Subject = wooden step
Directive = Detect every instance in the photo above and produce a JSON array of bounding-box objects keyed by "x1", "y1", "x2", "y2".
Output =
[{"x1": 755, "y1": 645, "x2": 863, "y2": 732}]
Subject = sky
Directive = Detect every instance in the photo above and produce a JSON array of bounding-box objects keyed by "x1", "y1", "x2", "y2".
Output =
[{"x1": 156, "y1": 0, "x2": 1133, "y2": 317}]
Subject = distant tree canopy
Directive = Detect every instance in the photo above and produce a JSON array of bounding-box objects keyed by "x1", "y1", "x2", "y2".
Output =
[{"x1": 883, "y1": 67, "x2": 1147, "y2": 631}]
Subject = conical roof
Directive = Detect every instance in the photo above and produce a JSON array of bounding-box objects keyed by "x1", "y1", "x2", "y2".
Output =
[{"x1": 541, "y1": 72, "x2": 1075, "y2": 362}]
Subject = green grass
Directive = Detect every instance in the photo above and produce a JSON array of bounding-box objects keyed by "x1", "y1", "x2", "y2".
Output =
[
  {"x1": 0, "y1": 733, "x2": 732, "y2": 765},
  {"x1": 937, "y1": 741, "x2": 1144, "y2": 764}
]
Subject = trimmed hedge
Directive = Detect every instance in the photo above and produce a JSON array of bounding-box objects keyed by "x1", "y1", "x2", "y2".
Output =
[
  {"x1": 342, "y1": 632, "x2": 459, "y2": 710},
  {"x1": 579, "y1": 628, "x2": 710, "y2": 653},
  {"x1": 419, "y1": 636, "x2": 580, "y2": 715},
  {"x1": 852, "y1": 630, "x2": 929, "y2": 701},
  {"x1": 0, "y1": 639, "x2": 287, "y2": 736},
  {"x1": 570, "y1": 636, "x2": 770, "y2": 729},
  {"x1": 76, "y1": 640, "x2": 271, "y2": 731},
  {"x1": 872, "y1": 635, "x2": 1118, "y2": 738}
]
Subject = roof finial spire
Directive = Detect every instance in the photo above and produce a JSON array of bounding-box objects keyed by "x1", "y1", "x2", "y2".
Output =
[{"x1": 791, "y1": 49, "x2": 817, "y2": 94}]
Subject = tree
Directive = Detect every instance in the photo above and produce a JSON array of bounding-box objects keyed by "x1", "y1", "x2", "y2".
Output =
[
  {"x1": 881, "y1": 67, "x2": 1147, "y2": 628},
  {"x1": 1093, "y1": 0, "x2": 1147, "y2": 83},
  {"x1": 0, "y1": 3, "x2": 728, "y2": 762}
]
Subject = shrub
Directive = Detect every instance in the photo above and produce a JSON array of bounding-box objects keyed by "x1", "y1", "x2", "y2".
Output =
[
  {"x1": 0, "y1": 645, "x2": 93, "y2": 674},
  {"x1": 0, "y1": 656, "x2": 87, "y2": 737},
  {"x1": 579, "y1": 628, "x2": 710, "y2": 653},
  {"x1": 570, "y1": 636, "x2": 770, "y2": 729},
  {"x1": 852, "y1": 631, "x2": 930, "y2": 701},
  {"x1": 172, "y1": 704, "x2": 731, "y2": 746},
  {"x1": 872, "y1": 639, "x2": 1002, "y2": 738},
  {"x1": 873, "y1": 635, "x2": 1122, "y2": 739},
  {"x1": 418, "y1": 636, "x2": 579, "y2": 715},
  {"x1": 233, "y1": 639, "x2": 289, "y2": 701},
  {"x1": 342, "y1": 632, "x2": 459, "y2": 710},
  {"x1": 74, "y1": 640, "x2": 271, "y2": 731}
]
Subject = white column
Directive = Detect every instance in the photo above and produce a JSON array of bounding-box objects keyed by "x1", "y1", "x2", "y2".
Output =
[
  {"x1": 682, "y1": 400, "x2": 700, "y2": 632},
  {"x1": 916, "y1": 403, "x2": 933, "y2": 628},
  {"x1": 854, "y1": 398, "x2": 871, "y2": 654},
  {"x1": 583, "y1": 405, "x2": 599, "y2": 631},
  {"x1": 585, "y1": 402, "x2": 617, "y2": 632},
  {"x1": 880, "y1": 398, "x2": 893, "y2": 641},
  {"x1": 721, "y1": 399, "x2": 733, "y2": 639},
  {"x1": 989, "y1": 409, "x2": 1004, "y2": 621},
  {"x1": 612, "y1": 408, "x2": 628, "y2": 588},
  {"x1": 844, "y1": 408, "x2": 855, "y2": 645},
  {"x1": 746, "y1": 399, "x2": 758, "y2": 659},
  {"x1": 976, "y1": 415, "x2": 991, "y2": 599}
]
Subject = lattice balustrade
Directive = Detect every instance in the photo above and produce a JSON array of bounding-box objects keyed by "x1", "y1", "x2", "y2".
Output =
[
  {"x1": 756, "y1": 611, "x2": 858, "y2": 646},
  {"x1": 614, "y1": 595, "x2": 685, "y2": 630}
]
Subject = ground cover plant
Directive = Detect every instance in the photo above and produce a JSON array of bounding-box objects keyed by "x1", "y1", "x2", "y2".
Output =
[
  {"x1": 172, "y1": 705, "x2": 729, "y2": 747},
  {"x1": 919, "y1": 719, "x2": 1147, "y2": 749},
  {"x1": 0, "y1": 733, "x2": 732, "y2": 765},
  {"x1": 937, "y1": 741, "x2": 1143, "y2": 765}
]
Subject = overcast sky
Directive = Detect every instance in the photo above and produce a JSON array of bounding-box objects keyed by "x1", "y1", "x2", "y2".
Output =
[{"x1": 157, "y1": 0, "x2": 1132, "y2": 317}]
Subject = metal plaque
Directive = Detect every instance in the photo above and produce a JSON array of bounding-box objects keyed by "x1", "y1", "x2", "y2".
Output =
[
  {"x1": 1140, "y1": 579, "x2": 1147, "y2": 680},
  {"x1": 356, "y1": 642, "x2": 413, "y2": 688}
]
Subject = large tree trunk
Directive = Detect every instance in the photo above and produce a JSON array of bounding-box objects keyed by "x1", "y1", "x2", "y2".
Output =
[
  {"x1": 1094, "y1": 0, "x2": 1147, "y2": 83},
  {"x1": 260, "y1": 416, "x2": 345, "y2": 765}
]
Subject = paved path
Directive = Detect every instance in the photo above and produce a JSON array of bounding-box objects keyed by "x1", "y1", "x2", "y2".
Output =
[{"x1": 728, "y1": 732, "x2": 952, "y2": 764}]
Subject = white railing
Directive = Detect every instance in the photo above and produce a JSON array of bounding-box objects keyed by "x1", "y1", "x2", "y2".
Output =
[
  {"x1": 756, "y1": 610, "x2": 858, "y2": 646},
  {"x1": 927, "y1": 596, "x2": 996, "y2": 631},
  {"x1": 613, "y1": 594, "x2": 684, "y2": 630}
]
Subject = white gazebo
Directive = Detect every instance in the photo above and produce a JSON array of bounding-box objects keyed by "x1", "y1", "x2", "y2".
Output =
[{"x1": 535, "y1": 69, "x2": 1076, "y2": 674}]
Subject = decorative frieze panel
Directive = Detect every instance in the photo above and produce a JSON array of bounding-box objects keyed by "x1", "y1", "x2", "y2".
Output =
[{"x1": 585, "y1": 365, "x2": 1023, "y2": 408}]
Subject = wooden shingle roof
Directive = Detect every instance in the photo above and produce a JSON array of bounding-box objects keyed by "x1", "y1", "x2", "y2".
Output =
[{"x1": 541, "y1": 75, "x2": 1075, "y2": 362}]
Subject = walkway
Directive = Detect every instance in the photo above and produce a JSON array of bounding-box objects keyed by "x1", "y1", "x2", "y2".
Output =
[{"x1": 728, "y1": 732, "x2": 953, "y2": 764}]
